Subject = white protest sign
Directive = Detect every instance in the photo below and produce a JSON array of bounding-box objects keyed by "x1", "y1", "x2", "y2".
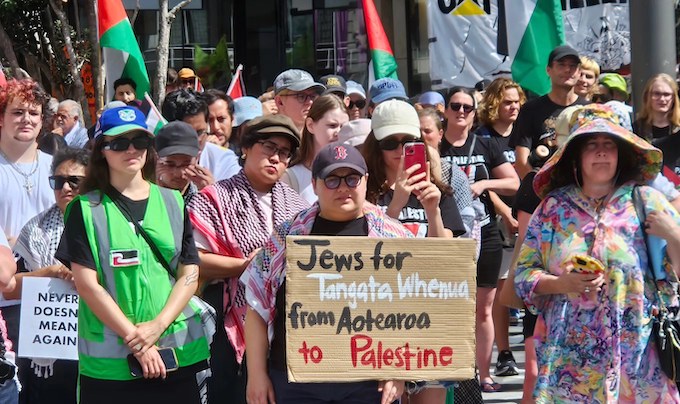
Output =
[
  {"x1": 428, "y1": 0, "x2": 630, "y2": 89},
  {"x1": 19, "y1": 278, "x2": 78, "y2": 361}
]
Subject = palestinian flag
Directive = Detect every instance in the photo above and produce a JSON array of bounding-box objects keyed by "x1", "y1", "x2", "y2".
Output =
[
  {"x1": 143, "y1": 93, "x2": 166, "y2": 134},
  {"x1": 362, "y1": 0, "x2": 398, "y2": 81},
  {"x1": 98, "y1": 0, "x2": 150, "y2": 101},
  {"x1": 227, "y1": 64, "x2": 246, "y2": 99},
  {"x1": 506, "y1": 0, "x2": 564, "y2": 96}
]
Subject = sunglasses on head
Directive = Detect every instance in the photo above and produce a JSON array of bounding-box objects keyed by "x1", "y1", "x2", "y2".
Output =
[
  {"x1": 348, "y1": 99, "x2": 366, "y2": 109},
  {"x1": 49, "y1": 175, "x2": 84, "y2": 190},
  {"x1": 101, "y1": 135, "x2": 153, "y2": 152},
  {"x1": 378, "y1": 137, "x2": 419, "y2": 151},
  {"x1": 323, "y1": 173, "x2": 363, "y2": 189},
  {"x1": 449, "y1": 102, "x2": 475, "y2": 114}
]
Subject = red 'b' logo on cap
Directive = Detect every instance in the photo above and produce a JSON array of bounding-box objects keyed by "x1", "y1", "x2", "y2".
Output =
[{"x1": 334, "y1": 145, "x2": 348, "y2": 160}]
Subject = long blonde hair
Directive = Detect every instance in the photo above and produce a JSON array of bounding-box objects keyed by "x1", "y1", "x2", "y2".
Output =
[{"x1": 637, "y1": 73, "x2": 680, "y2": 139}]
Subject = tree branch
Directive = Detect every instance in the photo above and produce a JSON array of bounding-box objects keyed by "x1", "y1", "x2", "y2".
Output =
[
  {"x1": 0, "y1": 20, "x2": 20, "y2": 76},
  {"x1": 168, "y1": 0, "x2": 193, "y2": 20}
]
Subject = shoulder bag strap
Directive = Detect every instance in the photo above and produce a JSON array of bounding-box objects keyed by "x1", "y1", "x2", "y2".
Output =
[
  {"x1": 632, "y1": 186, "x2": 667, "y2": 310},
  {"x1": 463, "y1": 133, "x2": 477, "y2": 178},
  {"x1": 108, "y1": 195, "x2": 176, "y2": 279}
]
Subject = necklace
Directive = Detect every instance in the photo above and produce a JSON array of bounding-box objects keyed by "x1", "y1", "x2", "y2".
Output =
[{"x1": 0, "y1": 149, "x2": 39, "y2": 194}]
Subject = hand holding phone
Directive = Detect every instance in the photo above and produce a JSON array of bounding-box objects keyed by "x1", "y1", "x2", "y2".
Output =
[
  {"x1": 403, "y1": 142, "x2": 427, "y2": 180},
  {"x1": 128, "y1": 347, "x2": 178, "y2": 378},
  {"x1": 570, "y1": 254, "x2": 605, "y2": 275}
]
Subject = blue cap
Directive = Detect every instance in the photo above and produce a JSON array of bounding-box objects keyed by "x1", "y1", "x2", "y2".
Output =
[
  {"x1": 418, "y1": 91, "x2": 445, "y2": 106},
  {"x1": 232, "y1": 96, "x2": 263, "y2": 127},
  {"x1": 369, "y1": 78, "x2": 408, "y2": 104},
  {"x1": 94, "y1": 106, "x2": 152, "y2": 139}
]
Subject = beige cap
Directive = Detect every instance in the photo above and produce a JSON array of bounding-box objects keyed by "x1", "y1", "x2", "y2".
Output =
[{"x1": 371, "y1": 99, "x2": 421, "y2": 141}]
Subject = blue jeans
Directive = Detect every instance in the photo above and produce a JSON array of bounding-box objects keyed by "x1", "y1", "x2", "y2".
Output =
[{"x1": 0, "y1": 378, "x2": 19, "y2": 404}]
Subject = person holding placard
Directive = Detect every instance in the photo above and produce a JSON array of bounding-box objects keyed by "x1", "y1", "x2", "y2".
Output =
[
  {"x1": 188, "y1": 114, "x2": 309, "y2": 404},
  {"x1": 362, "y1": 99, "x2": 464, "y2": 403},
  {"x1": 55, "y1": 106, "x2": 212, "y2": 404},
  {"x1": 10, "y1": 147, "x2": 88, "y2": 404},
  {"x1": 241, "y1": 143, "x2": 411, "y2": 404}
]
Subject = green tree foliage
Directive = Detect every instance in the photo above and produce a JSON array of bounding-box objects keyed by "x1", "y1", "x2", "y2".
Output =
[
  {"x1": 0, "y1": 0, "x2": 90, "y2": 100},
  {"x1": 194, "y1": 36, "x2": 232, "y2": 89}
]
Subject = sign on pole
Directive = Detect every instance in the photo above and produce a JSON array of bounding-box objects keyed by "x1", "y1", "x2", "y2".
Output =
[
  {"x1": 19, "y1": 278, "x2": 78, "y2": 361},
  {"x1": 285, "y1": 236, "x2": 476, "y2": 382}
]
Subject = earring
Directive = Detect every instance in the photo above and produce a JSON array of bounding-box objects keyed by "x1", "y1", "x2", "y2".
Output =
[{"x1": 241, "y1": 154, "x2": 246, "y2": 160}]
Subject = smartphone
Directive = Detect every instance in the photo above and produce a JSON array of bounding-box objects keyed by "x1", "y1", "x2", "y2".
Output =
[
  {"x1": 403, "y1": 142, "x2": 427, "y2": 179},
  {"x1": 128, "y1": 347, "x2": 179, "y2": 377},
  {"x1": 571, "y1": 254, "x2": 605, "y2": 275}
]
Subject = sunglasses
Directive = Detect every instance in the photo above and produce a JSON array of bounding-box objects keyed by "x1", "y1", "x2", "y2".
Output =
[
  {"x1": 378, "y1": 137, "x2": 419, "y2": 151},
  {"x1": 348, "y1": 99, "x2": 366, "y2": 109},
  {"x1": 49, "y1": 175, "x2": 84, "y2": 190},
  {"x1": 449, "y1": 102, "x2": 475, "y2": 114},
  {"x1": 102, "y1": 135, "x2": 153, "y2": 152},
  {"x1": 323, "y1": 173, "x2": 363, "y2": 189}
]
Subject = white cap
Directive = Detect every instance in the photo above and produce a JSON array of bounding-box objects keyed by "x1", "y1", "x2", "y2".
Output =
[{"x1": 370, "y1": 100, "x2": 421, "y2": 141}]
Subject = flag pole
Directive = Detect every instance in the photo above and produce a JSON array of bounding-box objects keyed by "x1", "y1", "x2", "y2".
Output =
[
  {"x1": 226, "y1": 64, "x2": 243, "y2": 95},
  {"x1": 144, "y1": 92, "x2": 167, "y2": 124}
]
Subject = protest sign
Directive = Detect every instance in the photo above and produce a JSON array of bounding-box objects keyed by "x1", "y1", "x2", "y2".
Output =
[
  {"x1": 285, "y1": 236, "x2": 476, "y2": 382},
  {"x1": 19, "y1": 278, "x2": 78, "y2": 361}
]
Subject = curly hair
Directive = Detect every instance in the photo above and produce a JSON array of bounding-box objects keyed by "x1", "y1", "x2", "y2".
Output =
[
  {"x1": 0, "y1": 79, "x2": 50, "y2": 116},
  {"x1": 477, "y1": 78, "x2": 526, "y2": 127}
]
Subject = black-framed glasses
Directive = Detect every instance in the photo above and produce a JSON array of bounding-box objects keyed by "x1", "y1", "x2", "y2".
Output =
[
  {"x1": 378, "y1": 137, "x2": 419, "y2": 151},
  {"x1": 49, "y1": 175, "x2": 84, "y2": 190},
  {"x1": 102, "y1": 135, "x2": 153, "y2": 152},
  {"x1": 323, "y1": 173, "x2": 362, "y2": 189},
  {"x1": 257, "y1": 140, "x2": 294, "y2": 161},
  {"x1": 349, "y1": 99, "x2": 366, "y2": 109},
  {"x1": 283, "y1": 92, "x2": 319, "y2": 104},
  {"x1": 449, "y1": 102, "x2": 475, "y2": 114}
]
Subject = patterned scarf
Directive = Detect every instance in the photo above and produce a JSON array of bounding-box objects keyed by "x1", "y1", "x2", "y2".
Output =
[
  {"x1": 188, "y1": 170, "x2": 309, "y2": 363},
  {"x1": 12, "y1": 204, "x2": 64, "y2": 379}
]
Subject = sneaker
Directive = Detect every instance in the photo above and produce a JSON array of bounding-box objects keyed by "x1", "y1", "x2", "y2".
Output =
[
  {"x1": 495, "y1": 350, "x2": 519, "y2": 376},
  {"x1": 509, "y1": 308, "x2": 521, "y2": 325}
]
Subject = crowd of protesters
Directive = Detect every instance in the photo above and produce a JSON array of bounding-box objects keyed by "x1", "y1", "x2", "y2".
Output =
[{"x1": 0, "y1": 44, "x2": 679, "y2": 404}]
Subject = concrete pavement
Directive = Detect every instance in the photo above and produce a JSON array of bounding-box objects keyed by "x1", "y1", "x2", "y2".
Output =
[{"x1": 480, "y1": 317, "x2": 526, "y2": 403}]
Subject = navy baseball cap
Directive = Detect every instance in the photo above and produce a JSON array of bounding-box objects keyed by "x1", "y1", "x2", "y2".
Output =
[
  {"x1": 369, "y1": 78, "x2": 408, "y2": 104},
  {"x1": 94, "y1": 106, "x2": 152, "y2": 139},
  {"x1": 312, "y1": 142, "x2": 367, "y2": 179}
]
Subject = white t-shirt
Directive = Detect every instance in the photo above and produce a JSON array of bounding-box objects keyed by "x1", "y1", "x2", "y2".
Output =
[
  {"x1": 199, "y1": 142, "x2": 240, "y2": 181},
  {"x1": 0, "y1": 150, "x2": 55, "y2": 238},
  {"x1": 286, "y1": 165, "x2": 317, "y2": 204}
]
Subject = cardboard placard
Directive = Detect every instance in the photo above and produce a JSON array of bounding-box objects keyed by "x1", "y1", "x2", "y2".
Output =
[
  {"x1": 18, "y1": 278, "x2": 78, "y2": 360},
  {"x1": 285, "y1": 236, "x2": 476, "y2": 382}
]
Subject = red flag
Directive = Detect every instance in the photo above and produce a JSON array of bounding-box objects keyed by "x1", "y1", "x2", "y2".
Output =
[
  {"x1": 194, "y1": 76, "x2": 205, "y2": 93},
  {"x1": 663, "y1": 166, "x2": 680, "y2": 186},
  {"x1": 226, "y1": 64, "x2": 246, "y2": 99}
]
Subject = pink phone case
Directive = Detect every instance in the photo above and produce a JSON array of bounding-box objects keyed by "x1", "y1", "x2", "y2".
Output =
[{"x1": 403, "y1": 142, "x2": 427, "y2": 179}]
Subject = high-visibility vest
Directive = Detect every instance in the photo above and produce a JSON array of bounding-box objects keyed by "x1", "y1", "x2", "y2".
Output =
[{"x1": 70, "y1": 184, "x2": 210, "y2": 380}]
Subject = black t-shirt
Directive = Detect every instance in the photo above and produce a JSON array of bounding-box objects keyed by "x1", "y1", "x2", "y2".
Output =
[
  {"x1": 439, "y1": 134, "x2": 508, "y2": 221},
  {"x1": 633, "y1": 119, "x2": 680, "y2": 141},
  {"x1": 270, "y1": 215, "x2": 369, "y2": 371},
  {"x1": 478, "y1": 125, "x2": 516, "y2": 207},
  {"x1": 510, "y1": 95, "x2": 588, "y2": 150},
  {"x1": 513, "y1": 171, "x2": 542, "y2": 217},
  {"x1": 55, "y1": 189, "x2": 200, "y2": 270},
  {"x1": 376, "y1": 190, "x2": 465, "y2": 237},
  {"x1": 653, "y1": 134, "x2": 680, "y2": 184}
]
